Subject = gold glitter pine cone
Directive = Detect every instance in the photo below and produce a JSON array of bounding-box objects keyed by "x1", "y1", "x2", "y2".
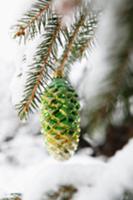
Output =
[{"x1": 40, "y1": 77, "x2": 80, "y2": 161}]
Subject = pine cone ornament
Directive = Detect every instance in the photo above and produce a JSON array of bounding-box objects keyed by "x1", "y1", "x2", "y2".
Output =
[{"x1": 40, "y1": 78, "x2": 80, "y2": 161}]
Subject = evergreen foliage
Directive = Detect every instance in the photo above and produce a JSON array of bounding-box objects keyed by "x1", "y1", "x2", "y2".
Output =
[
  {"x1": 13, "y1": 0, "x2": 52, "y2": 42},
  {"x1": 13, "y1": 0, "x2": 98, "y2": 119},
  {"x1": 13, "y1": 0, "x2": 133, "y2": 139}
]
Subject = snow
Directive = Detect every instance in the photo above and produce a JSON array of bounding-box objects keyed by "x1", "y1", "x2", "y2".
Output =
[
  {"x1": 74, "y1": 140, "x2": 133, "y2": 200},
  {"x1": 1, "y1": 136, "x2": 133, "y2": 200},
  {"x1": 0, "y1": 0, "x2": 32, "y2": 62},
  {"x1": 23, "y1": 156, "x2": 106, "y2": 200},
  {"x1": 10, "y1": 35, "x2": 43, "y2": 106}
]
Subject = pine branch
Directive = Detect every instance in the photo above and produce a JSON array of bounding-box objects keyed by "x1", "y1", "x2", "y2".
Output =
[
  {"x1": 13, "y1": 0, "x2": 52, "y2": 42},
  {"x1": 65, "y1": 12, "x2": 98, "y2": 69},
  {"x1": 16, "y1": 15, "x2": 62, "y2": 119},
  {"x1": 55, "y1": 12, "x2": 98, "y2": 77},
  {"x1": 56, "y1": 14, "x2": 86, "y2": 77}
]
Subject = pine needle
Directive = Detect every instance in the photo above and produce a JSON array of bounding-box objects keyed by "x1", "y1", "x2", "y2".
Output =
[{"x1": 16, "y1": 15, "x2": 62, "y2": 119}]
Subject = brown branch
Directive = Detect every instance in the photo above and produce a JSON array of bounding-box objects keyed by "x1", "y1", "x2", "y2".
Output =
[
  {"x1": 23, "y1": 22, "x2": 61, "y2": 114},
  {"x1": 56, "y1": 15, "x2": 86, "y2": 77},
  {"x1": 15, "y1": 3, "x2": 51, "y2": 37}
]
